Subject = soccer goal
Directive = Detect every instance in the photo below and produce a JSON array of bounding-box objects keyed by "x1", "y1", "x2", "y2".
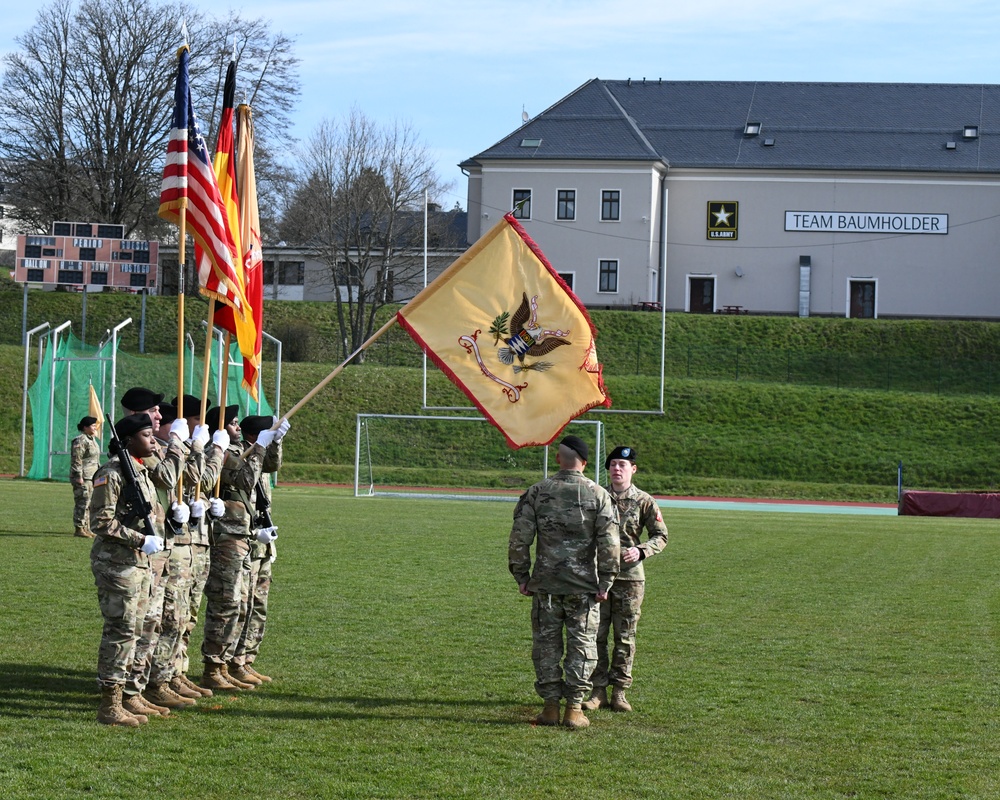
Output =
[{"x1": 354, "y1": 413, "x2": 605, "y2": 499}]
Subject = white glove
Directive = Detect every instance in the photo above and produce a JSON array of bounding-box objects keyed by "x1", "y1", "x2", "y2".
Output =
[
  {"x1": 189, "y1": 499, "x2": 206, "y2": 519},
  {"x1": 209, "y1": 497, "x2": 225, "y2": 518},
  {"x1": 141, "y1": 535, "x2": 164, "y2": 555},
  {"x1": 212, "y1": 429, "x2": 231, "y2": 450},
  {"x1": 256, "y1": 428, "x2": 277, "y2": 448},
  {"x1": 273, "y1": 417, "x2": 290, "y2": 442},
  {"x1": 170, "y1": 501, "x2": 191, "y2": 524},
  {"x1": 169, "y1": 418, "x2": 190, "y2": 442},
  {"x1": 269, "y1": 552, "x2": 277, "y2": 564},
  {"x1": 255, "y1": 526, "x2": 278, "y2": 543},
  {"x1": 192, "y1": 424, "x2": 210, "y2": 448}
]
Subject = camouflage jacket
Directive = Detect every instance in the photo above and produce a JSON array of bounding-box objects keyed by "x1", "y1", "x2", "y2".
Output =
[
  {"x1": 509, "y1": 469, "x2": 620, "y2": 595},
  {"x1": 183, "y1": 441, "x2": 226, "y2": 547},
  {"x1": 605, "y1": 483, "x2": 668, "y2": 582},
  {"x1": 89, "y1": 455, "x2": 167, "y2": 567},
  {"x1": 70, "y1": 433, "x2": 101, "y2": 482},
  {"x1": 211, "y1": 439, "x2": 270, "y2": 538},
  {"x1": 249, "y1": 440, "x2": 282, "y2": 559}
]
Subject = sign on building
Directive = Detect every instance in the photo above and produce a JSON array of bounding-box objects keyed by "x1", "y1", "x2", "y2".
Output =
[{"x1": 707, "y1": 201, "x2": 739, "y2": 240}]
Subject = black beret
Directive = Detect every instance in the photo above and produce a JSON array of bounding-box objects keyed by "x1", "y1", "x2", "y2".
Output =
[
  {"x1": 205, "y1": 403, "x2": 240, "y2": 431},
  {"x1": 120, "y1": 387, "x2": 164, "y2": 412},
  {"x1": 170, "y1": 394, "x2": 202, "y2": 418},
  {"x1": 560, "y1": 435, "x2": 589, "y2": 463},
  {"x1": 114, "y1": 413, "x2": 152, "y2": 440},
  {"x1": 158, "y1": 403, "x2": 177, "y2": 426},
  {"x1": 605, "y1": 446, "x2": 637, "y2": 470},
  {"x1": 240, "y1": 415, "x2": 274, "y2": 439},
  {"x1": 77, "y1": 415, "x2": 98, "y2": 431}
]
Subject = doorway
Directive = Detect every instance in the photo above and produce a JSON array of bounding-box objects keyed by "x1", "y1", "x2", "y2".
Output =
[{"x1": 688, "y1": 276, "x2": 716, "y2": 313}]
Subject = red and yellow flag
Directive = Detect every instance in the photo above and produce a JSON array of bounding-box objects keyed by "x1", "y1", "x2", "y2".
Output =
[
  {"x1": 88, "y1": 384, "x2": 104, "y2": 437},
  {"x1": 233, "y1": 103, "x2": 263, "y2": 399},
  {"x1": 397, "y1": 214, "x2": 610, "y2": 449},
  {"x1": 206, "y1": 60, "x2": 259, "y2": 398}
]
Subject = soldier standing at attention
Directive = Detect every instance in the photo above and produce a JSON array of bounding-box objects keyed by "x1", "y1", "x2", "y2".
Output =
[
  {"x1": 89, "y1": 413, "x2": 171, "y2": 726},
  {"x1": 508, "y1": 435, "x2": 619, "y2": 729},
  {"x1": 70, "y1": 415, "x2": 101, "y2": 538},
  {"x1": 583, "y1": 446, "x2": 668, "y2": 713}
]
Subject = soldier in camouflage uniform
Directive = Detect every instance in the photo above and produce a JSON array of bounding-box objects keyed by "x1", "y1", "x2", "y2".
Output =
[
  {"x1": 70, "y1": 416, "x2": 101, "y2": 538},
  {"x1": 230, "y1": 414, "x2": 285, "y2": 686},
  {"x1": 583, "y1": 446, "x2": 668, "y2": 714},
  {"x1": 111, "y1": 391, "x2": 200, "y2": 718},
  {"x1": 508, "y1": 435, "x2": 619, "y2": 729},
  {"x1": 145, "y1": 397, "x2": 227, "y2": 706},
  {"x1": 200, "y1": 405, "x2": 289, "y2": 691},
  {"x1": 89, "y1": 413, "x2": 176, "y2": 726}
]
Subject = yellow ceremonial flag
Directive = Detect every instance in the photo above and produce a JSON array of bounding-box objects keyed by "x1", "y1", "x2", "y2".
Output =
[
  {"x1": 88, "y1": 384, "x2": 104, "y2": 437},
  {"x1": 397, "y1": 214, "x2": 610, "y2": 449}
]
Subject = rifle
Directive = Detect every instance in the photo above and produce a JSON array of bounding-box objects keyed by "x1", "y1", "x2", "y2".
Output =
[
  {"x1": 105, "y1": 413, "x2": 158, "y2": 540},
  {"x1": 253, "y1": 477, "x2": 275, "y2": 532}
]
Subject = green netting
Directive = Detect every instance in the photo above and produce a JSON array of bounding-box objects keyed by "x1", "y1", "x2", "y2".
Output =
[{"x1": 27, "y1": 332, "x2": 273, "y2": 481}]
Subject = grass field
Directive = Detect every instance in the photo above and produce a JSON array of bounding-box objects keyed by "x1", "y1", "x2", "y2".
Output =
[{"x1": 3, "y1": 479, "x2": 1000, "y2": 799}]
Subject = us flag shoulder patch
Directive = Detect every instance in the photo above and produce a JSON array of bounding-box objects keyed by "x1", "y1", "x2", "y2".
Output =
[{"x1": 94, "y1": 475, "x2": 108, "y2": 487}]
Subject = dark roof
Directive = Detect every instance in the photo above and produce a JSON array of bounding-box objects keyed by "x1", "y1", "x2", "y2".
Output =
[{"x1": 463, "y1": 79, "x2": 1000, "y2": 173}]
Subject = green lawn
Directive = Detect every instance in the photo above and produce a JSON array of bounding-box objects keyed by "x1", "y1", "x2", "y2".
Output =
[{"x1": 2, "y1": 479, "x2": 1000, "y2": 799}]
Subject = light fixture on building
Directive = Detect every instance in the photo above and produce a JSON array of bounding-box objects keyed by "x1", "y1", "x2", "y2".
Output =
[
  {"x1": 482, "y1": 212, "x2": 490, "y2": 219},
  {"x1": 963, "y1": 125, "x2": 979, "y2": 139},
  {"x1": 735, "y1": 267, "x2": 745, "y2": 278},
  {"x1": 744, "y1": 122, "x2": 761, "y2": 136}
]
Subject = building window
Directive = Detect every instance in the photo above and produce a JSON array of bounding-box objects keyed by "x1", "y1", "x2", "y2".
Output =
[
  {"x1": 129, "y1": 274, "x2": 147, "y2": 288},
  {"x1": 90, "y1": 271, "x2": 107, "y2": 285},
  {"x1": 79, "y1": 247, "x2": 97, "y2": 261},
  {"x1": 264, "y1": 260, "x2": 305, "y2": 286},
  {"x1": 24, "y1": 245, "x2": 41, "y2": 259},
  {"x1": 601, "y1": 190, "x2": 620, "y2": 221},
  {"x1": 512, "y1": 189, "x2": 531, "y2": 219},
  {"x1": 599, "y1": 260, "x2": 618, "y2": 293},
  {"x1": 558, "y1": 272, "x2": 575, "y2": 290},
  {"x1": 556, "y1": 190, "x2": 576, "y2": 221},
  {"x1": 58, "y1": 270, "x2": 84, "y2": 284},
  {"x1": 26, "y1": 269, "x2": 44, "y2": 282}
]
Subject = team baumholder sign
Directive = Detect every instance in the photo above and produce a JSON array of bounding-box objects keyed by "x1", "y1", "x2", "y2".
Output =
[{"x1": 785, "y1": 211, "x2": 948, "y2": 234}]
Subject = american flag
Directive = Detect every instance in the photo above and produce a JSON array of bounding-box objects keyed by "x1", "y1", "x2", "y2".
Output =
[{"x1": 159, "y1": 46, "x2": 249, "y2": 320}]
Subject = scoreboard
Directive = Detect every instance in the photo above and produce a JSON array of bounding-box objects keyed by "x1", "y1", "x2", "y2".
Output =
[{"x1": 13, "y1": 221, "x2": 159, "y2": 292}]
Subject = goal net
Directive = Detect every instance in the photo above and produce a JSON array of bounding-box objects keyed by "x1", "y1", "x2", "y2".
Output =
[{"x1": 354, "y1": 413, "x2": 605, "y2": 500}]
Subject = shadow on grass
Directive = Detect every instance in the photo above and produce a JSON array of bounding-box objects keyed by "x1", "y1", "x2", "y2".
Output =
[
  {"x1": 0, "y1": 529, "x2": 80, "y2": 539},
  {"x1": 0, "y1": 662, "x2": 96, "y2": 718}
]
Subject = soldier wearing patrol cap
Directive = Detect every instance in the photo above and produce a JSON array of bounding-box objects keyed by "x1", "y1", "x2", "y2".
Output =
[
  {"x1": 582, "y1": 445, "x2": 668, "y2": 713},
  {"x1": 70, "y1": 416, "x2": 101, "y2": 538},
  {"x1": 89, "y1": 413, "x2": 178, "y2": 726},
  {"x1": 508, "y1": 434, "x2": 620, "y2": 729},
  {"x1": 229, "y1": 414, "x2": 285, "y2": 686}
]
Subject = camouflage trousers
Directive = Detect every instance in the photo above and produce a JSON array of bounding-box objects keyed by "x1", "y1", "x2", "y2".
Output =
[
  {"x1": 591, "y1": 579, "x2": 645, "y2": 690},
  {"x1": 531, "y1": 593, "x2": 600, "y2": 705},
  {"x1": 73, "y1": 480, "x2": 93, "y2": 531},
  {"x1": 244, "y1": 555, "x2": 273, "y2": 666},
  {"x1": 126, "y1": 547, "x2": 170, "y2": 694},
  {"x1": 91, "y1": 542, "x2": 151, "y2": 688},
  {"x1": 232, "y1": 554, "x2": 265, "y2": 667},
  {"x1": 148, "y1": 543, "x2": 193, "y2": 685},
  {"x1": 179, "y1": 544, "x2": 211, "y2": 674},
  {"x1": 201, "y1": 534, "x2": 251, "y2": 664}
]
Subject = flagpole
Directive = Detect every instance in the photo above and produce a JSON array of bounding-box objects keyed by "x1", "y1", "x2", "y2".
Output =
[
  {"x1": 176, "y1": 210, "x2": 187, "y2": 499},
  {"x1": 214, "y1": 331, "x2": 232, "y2": 494}
]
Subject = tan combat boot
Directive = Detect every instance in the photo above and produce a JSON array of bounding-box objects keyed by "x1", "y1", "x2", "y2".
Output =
[
  {"x1": 610, "y1": 687, "x2": 632, "y2": 712},
  {"x1": 179, "y1": 672, "x2": 213, "y2": 698},
  {"x1": 119, "y1": 692, "x2": 150, "y2": 724},
  {"x1": 228, "y1": 662, "x2": 263, "y2": 686},
  {"x1": 582, "y1": 686, "x2": 608, "y2": 711},
  {"x1": 96, "y1": 684, "x2": 141, "y2": 727},
  {"x1": 562, "y1": 703, "x2": 590, "y2": 729},
  {"x1": 74, "y1": 527, "x2": 95, "y2": 539},
  {"x1": 533, "y1": 698, "x2": 561, "y2": 726},
  {"x1": 169, "y1": 675, "x2": 202, "y2": 699},
  {"x1": 245, "y1": 664, "x2": 272, "y2": 683},
  {"x1": 132, "y1": 692, "x2": 171, "y2": 717},
  {"x1": 221, "y1": 663, "x2": 256, "y2": 690},
  {"x1": 201, "y1": 662, "x2": 240, "y2": 691},
  {"x1": 145, "y1": 681, "x2": 196, "y2": 708}
]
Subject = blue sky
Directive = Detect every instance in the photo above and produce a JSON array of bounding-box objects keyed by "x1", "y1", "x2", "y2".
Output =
[{"x1": 4, "y1": 1, "x2": 1000, "y2": 210}]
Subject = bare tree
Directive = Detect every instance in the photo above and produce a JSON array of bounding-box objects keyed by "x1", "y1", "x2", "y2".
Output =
[
  {"x1": 0, "y1": 0, "x2": 299, "y2": 241},
  {"x1": 280, "y1": 109, "x2": 456, "y2": 362}
]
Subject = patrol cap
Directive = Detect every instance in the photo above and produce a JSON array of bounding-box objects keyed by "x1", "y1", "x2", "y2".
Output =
[
  {"x1": 560, "y1": 435, "x2": 589, "y2": 463},
  {"x1": 158, "y1": 403, "x2": 177, "y2": 426},
  {"x1": 205, "y1": 403, "x2": 240, "y2": 431},
  {"x1": 77, "y1": 415, "x2": 98, "y2": 431},
  {"x1": 605, "y1": 445, "x2": 637, "y2": 470},
  {"x1": 240, "y1": 415, "x2": 273, "y2": 439},
  {"x1": 114, "y1": 413, "x2": 152, "y2": 440},
  {"x1": 120, "y1": 387, "x2": 163, "y2": 412},
  {"x1": 171, "y1": 394, "x2": 201, "y2": 418}
]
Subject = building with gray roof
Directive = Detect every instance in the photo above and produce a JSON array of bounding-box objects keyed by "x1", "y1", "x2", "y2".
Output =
[{"x1": 461, "y1": 79, "x2": 1000, "y2": 318}]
